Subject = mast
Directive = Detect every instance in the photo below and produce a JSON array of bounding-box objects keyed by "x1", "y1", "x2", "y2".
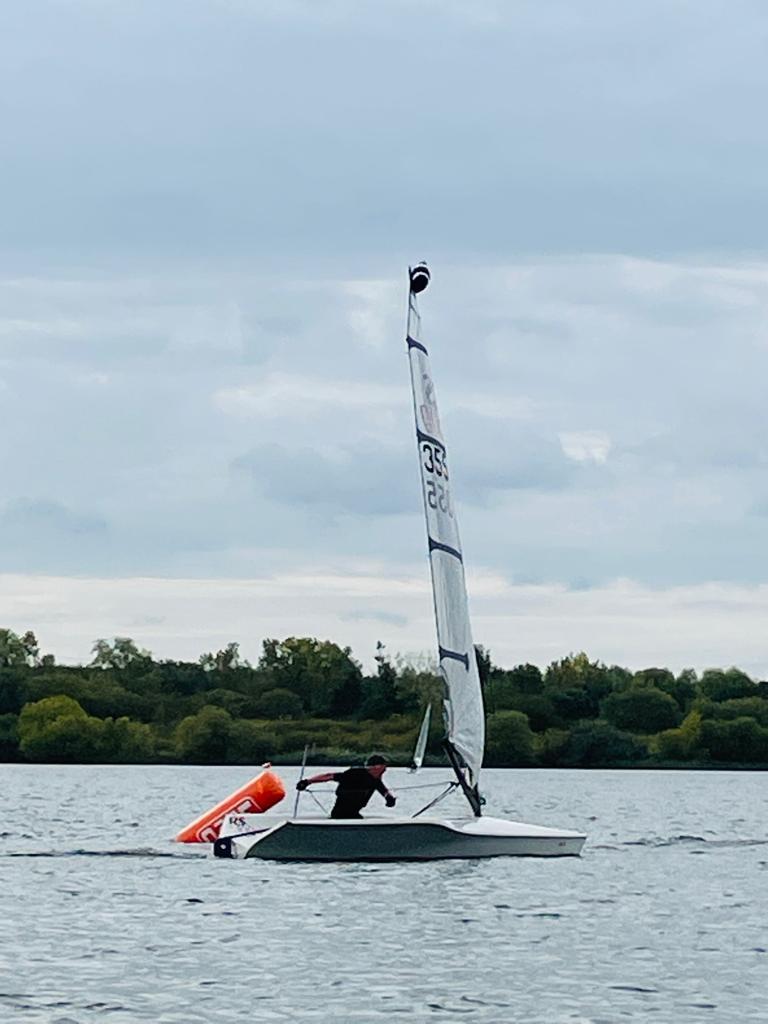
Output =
[{"x1": 406, "y1": 263, "x2": 484, "y2": 817}]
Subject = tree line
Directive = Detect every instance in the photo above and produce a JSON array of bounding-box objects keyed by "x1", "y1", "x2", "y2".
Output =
[{"x1": 1, "y1": 628, "x2": 767, "y2": 767}]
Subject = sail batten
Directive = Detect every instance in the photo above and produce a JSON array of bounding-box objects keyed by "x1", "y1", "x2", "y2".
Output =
[
  {"x1": 428, "y1": 538, "x2": 463, "y2": 561},
  {"x1": 416, "y1": 429, "x2": 446, "y2": 450},
  {"x1": 406, "y1": 266, "x2": 485, "y2": 803}
]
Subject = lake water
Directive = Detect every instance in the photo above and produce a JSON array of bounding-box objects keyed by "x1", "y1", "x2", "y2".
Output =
[{"x1": 2, "y1": 765, "x2": 766, "y2": 1023}]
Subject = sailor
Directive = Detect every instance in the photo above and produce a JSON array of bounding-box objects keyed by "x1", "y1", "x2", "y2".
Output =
[{"x1": 296, "y1": 754, "x2": 397, "y2": 819}]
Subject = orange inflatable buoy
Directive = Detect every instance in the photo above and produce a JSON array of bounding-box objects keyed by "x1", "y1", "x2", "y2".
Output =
[{"x1": 175, "y1": 766, "x2": 286, "y2": 843}]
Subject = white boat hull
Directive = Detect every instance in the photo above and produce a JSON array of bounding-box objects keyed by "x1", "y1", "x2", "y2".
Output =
[{"x1": 214, "y1": 814, "x2": 586, "y2": 861}]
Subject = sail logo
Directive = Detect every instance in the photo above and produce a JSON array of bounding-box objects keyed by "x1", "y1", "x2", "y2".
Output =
[
  {"x1": 196, "y1": 796, "x2": 261, "y2": 841},
  {"x1": 420, "y1": 374, "x2": 442, "y2": 436}
]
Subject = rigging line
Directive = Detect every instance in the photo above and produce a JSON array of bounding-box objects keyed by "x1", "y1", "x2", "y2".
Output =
[
  {"x1": 391, "y1": 780, "x2": 456, "y2": 792},
  {"x1": 293, "y1": 742, "x2": 311, "y2": 818},
  {"x1": 412, "y1": 782, "x2": 459, "y2": 818},
  {"x1": 305, "y1": 788, "x2": 329, "y2": 814}
]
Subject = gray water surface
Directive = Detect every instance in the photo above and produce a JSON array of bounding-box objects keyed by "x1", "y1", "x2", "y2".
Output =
[{"x1": 2, "y1": 765, "x2": 766, "y2": 1023}]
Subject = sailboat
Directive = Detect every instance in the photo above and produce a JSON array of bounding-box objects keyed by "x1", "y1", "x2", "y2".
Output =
[{"x1": 213, "y1": 264, "x2": 585, "y2": 860}]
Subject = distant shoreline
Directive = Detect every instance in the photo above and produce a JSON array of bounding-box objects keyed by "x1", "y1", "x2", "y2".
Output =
[
  {"x1": 2, "y1": 631, "x2": 767, "y2": 769},
  {"x1": 2, "y1": 757, "x2": 767, "y2": 771}
]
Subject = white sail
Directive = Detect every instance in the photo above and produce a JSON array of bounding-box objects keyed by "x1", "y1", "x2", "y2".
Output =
[
  {"x1": 411, "y1": 704, "x2": 431, "y2": 771},
  {"x1": 406, "y1": 269, "x2": 485, "y2": 790}
]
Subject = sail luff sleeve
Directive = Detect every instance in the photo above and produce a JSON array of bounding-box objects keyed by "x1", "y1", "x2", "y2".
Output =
[{"x1": 406, "y1": 293, "x2": 485, "y2": 789}]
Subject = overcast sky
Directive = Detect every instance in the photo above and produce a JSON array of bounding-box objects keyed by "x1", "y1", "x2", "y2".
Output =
[{"x1": 3, "y1": 0, "x2": 768, "y2": 674}]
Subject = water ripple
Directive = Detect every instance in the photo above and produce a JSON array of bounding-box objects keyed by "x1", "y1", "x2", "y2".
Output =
[{"x1": 2, "y1": 764, "x2": 767, "y2": 1023}]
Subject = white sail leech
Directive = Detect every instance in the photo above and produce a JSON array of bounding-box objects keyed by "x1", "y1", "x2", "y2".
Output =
[{"x1": 406, "y1": 272, "x2": 485, "y2": 792}]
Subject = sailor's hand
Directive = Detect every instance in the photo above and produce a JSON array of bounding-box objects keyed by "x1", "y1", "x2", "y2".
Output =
[
  {"x1": 385, "y1": 793, "x2": 396, "y2": 808},
  {"x1": 296, "y1": 779, "x2": 309, "y2": 791}
]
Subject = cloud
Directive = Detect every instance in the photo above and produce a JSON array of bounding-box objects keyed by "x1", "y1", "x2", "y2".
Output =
[
  {"x1": 627, "y1": 419, "x2": 768, "y2": 473},
  {"x1": 560, "y1": 431, "x2": 612, "y2": 464},
  {"x1": 0, "y1": 498, "x2": 107, "y2": 537},
  {"x1": 4, "y1": 571, "x2": 768, "y2": 679},
  {"x1": 232, "y1": 441, "x2": 415, "y2": 516},
  {"x1": 3, "y1": 4, "x2": 768, "y2": 667},
  {"x1": 4, "y1": 2, "x2": 768, "y2": 264},
  {"x1": 340, "y1": 608, "x2": 409, "y2": 629},
  {"x1": 2, "y1": 253, "x2": 768, "y2": 593},
  {"x1": 342, "y1": 279, "x2": 401, "y2": 350},
  {"x1": 454, "y1": 419, "x2": 579, "y2": 499},
  {"x1": 0, "y1": 500, "x2": 109, "y2": 574},
  {"x1": 213, "y1": 373, "x2": 403, "y2": 419}
]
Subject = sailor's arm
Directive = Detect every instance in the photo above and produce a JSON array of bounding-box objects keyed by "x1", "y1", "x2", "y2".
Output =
[
  {"x1": 375, "y1": 777, "x2": 397, "y2": 808},
  {"x1": 295, "y1": 771, "x2": 337, "y2": 791}
]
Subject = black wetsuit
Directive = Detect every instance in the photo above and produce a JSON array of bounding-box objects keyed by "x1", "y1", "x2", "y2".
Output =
[{"x1": 330, "y1": 767, "x2": 388, "y2": 819}]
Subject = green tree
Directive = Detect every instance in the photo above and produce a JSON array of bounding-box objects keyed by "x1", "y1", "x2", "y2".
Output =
[
  {"x1": 19, "y1": 693, "x2": 86, "y2": 734},
  {"x1": 203, "y1": 688, "x2": 257, "y2": 718},
  {"x1": 699, "y1": 697, "x2": 768, "y2": 727},
  {"x1": 137, "y1": 661, "x2": 212, "y2": 698},
  {"x1": 653, "y1": 709, "x2": 703, "y2": 761},
  {"x1": 507, "y1": 663, "x2": 544, "y2": 694},
  {"x1": 485, "y1": 664, "x2": 545, "y2": 713},
  {"x1": 18, "y1": 696, "x2": 106, "y2": 762},
  {"x1": 0, "y1": 669, "x2": 25, "y2": 714},
  {"x1": 100, "y1": 717, "x2": 156, "y2": 762},
  {"x1": 536, "y1": 727, "x2": 570, "y2": 766},
  {"x1": 359, "y1": 642, "x2": 401, "y2": 719},
  {"x1": 20, "y1": 631, "x2": 40, "y2": 666},
  {"x1": 669, "y1": 668, "x2": 699, "y2": 711},
  {"x1": 258, "y1": 637, "x2": 362, "y2": 717},
  {"x1": 560, "y1": 721, "x2": 648, "y2": 766},
  {"x1": 485, "y1": 710, "x2": 536, "y2": 766},
  {"x1": 90, "y1": 637, "x2": 153, "y2": 674},
  {"x1": 633, "y1": 665, "x2": 696, "y2": 709},
  {"x1": 544, "y1": 653, "x2": 613, "y2": 718},
  {"x1": 485, "y1": 678, "x2": 559, "y2": 731},
  {"x1": 506, "y1": 693, "x2": 560, "y2": 732},
  {"x1": 0, "y1": 713, "x2": 19, "y2": 760},
  {"x1": 601, "y1": 686, "x2": 680, "y2": 733},
  {"x1": 23, "y1": 672, "x2": 145, "y2": 720},
  {"x1": 174, "y1": 706, "x2": 233, "y2": 763},
  {"x1": 474, "y1": 645, "x2": 492, "y2": 689},
  {"x1": 0, "y1": 629, "x2": 33, "y2": 667},
  {"x1": 633, "y1": 667, "x2": 675, "y2": 690},
  {"x1": 550, "y1": 687, "x2": 595, "y2": 721},
  {"x1": 199, "y1": 642, "x2": 248, "y2": 674},
  {"x1": 227, "y1": 719, "x2": 275, "y2": 764},
  {"x1": 254, "y1": 688, "x2": 304, "y2": 719},
  {"x1": 699, "y1": 668, "x2": 755, "y2": 702},
  {"x1": 699, "y1": 716, "x2": 768, "y2": 763},
  {"x1": 394, "y1": 662, "x2": 441, "y2": 717},
  {"x1": 606, "y1": 664, "x2": 633, "y2": 690}
]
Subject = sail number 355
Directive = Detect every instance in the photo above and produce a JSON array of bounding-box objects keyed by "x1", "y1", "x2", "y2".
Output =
[
  {"x1": 422, "y1": 443, "x2": 452, "y2": 516},
  {"x1": 422, "y1": 442, "x2": 448, "y2": 479}
]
